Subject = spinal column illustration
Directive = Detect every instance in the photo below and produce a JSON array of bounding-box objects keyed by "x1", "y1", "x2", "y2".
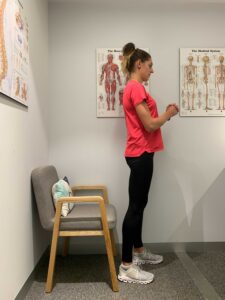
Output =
[
  {"x1": 0, "y1": 0, "x2": 8, "y2": 87},
  {"x1": 99, "y1": 54, "x2": 122, "y2": 111},
  {"x1": 184, "y1": 56, "x2": 197, "y2": 110},
  {"x1": 215, "y1": 55, "x2": 225, "y2": 110},
  {"x1": 202, "y1": 55, "x2": 211, "y2": 110}
]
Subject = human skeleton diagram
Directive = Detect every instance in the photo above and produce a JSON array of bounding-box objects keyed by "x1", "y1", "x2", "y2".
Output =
[
  {"x1": 180, "y1": 48, "x2": 225, "y2": 116},
  {"x1": 99, "y1": 54, "x2": 122, "y2": 111},
  {"x1": 184, "y1": 56, "x2": 197, "y2": 110},
  {"x1": 0, "y1": 0, "x2": 8, "y2": 87},
  {"x1": 202, "y1": 55, "x2": 211, "y2": 110},
  {"x1": 215, "y1": 56, "x2": 225, "y2": 110},
  {"x1": 21, "y1": 82, "x2": 27, "y2": 100},
  {"x1": 15, "y1": 76, "x2": 20, "y2": 96}
]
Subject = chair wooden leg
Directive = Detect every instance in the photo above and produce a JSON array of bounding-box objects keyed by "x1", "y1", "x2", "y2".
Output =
[
  {"x1": 45, "y1": 230, "x2": 59, "y2": 292},
  {"x1": 110, "y1": 229, "x2": 117, "y2": 257},
  {"x1": 62, "y1": 237, "x2": 70, "y2": 257},
  {"x1": 99, "y1": 202, "x2": 119, "y2": 292},
  {"x1": 104, "y1": 230, "x2": 119, "y2": 291},
  {"x1": 45, "y1": 204, "x2": 62, "y2": 293}
]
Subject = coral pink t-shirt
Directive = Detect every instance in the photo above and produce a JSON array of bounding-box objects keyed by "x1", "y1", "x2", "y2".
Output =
[{"x1": 123, "y1": 80, "x2": 164, "y2": 157}]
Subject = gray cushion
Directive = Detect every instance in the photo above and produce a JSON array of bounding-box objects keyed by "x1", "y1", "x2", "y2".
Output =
[{"x1": 58, "y1": 203, "x2": 117, "y2": 230}]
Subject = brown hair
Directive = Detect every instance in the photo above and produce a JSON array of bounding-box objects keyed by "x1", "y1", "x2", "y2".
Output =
[{"x1": 121, "y1": 42, "x2": 151, "y2": 75}]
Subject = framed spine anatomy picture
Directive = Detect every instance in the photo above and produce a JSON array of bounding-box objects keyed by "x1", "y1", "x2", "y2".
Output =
[
  {"x1": 180, "y1": 48, "x2": 225, "y2": 116},
  {"x1": 96, "y1": 48, "x2": 150, "y2": 118},
  {"x1": 0, "y1": 0, "x2": 29, "y2": 106}
]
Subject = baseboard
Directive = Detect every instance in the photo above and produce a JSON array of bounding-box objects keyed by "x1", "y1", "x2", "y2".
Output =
[
  {"x1": 15, "y1": 270, "x2": 35, "y2": 300},
  {"x1": 143, "y1": 242, "x2": 225, "y2": 253},
  {"x1": 59, "y1": 240, "x2": 225, "y2": 255},
  {"x1": 15, "y1": 248, "x2": 49, "y2": 300}
]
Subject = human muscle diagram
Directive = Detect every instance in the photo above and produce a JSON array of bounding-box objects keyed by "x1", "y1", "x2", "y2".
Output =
[
  {"x1": 96, "y1": 48, "x2": 149, "y2": 117},
  {"x1": 180, "y1": 48, "x2": 225, "y2": 116},
  {"x1": 0, "y1": 0, "x2": 29, "y2": 106}
]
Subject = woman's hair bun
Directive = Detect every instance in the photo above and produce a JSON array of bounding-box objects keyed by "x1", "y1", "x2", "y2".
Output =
[
  {"x1": 121, "y1": 42, "x2": 150, "y2": 75},
  {"x1": 122, "y1": 43, "x2": 135, "y2": 56}
]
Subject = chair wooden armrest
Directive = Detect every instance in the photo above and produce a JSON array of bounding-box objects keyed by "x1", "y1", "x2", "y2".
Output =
[
  {"x1": 57, "y1": 195, "x2": 104, "y2": 205},
  {"x1": 55, "y1": 196, "x2": 107, "y2": 232},
  {"x1": 71, "y1": 185, "x2": 109, "y2": 203},
  {"x1": 55, "y1": 196, "x2": 109, "y2": 236}
]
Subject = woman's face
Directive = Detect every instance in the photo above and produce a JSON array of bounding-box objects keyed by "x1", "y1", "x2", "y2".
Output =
[{"x1": 139, "y1": 58, "x2": 154, "y2": 82}]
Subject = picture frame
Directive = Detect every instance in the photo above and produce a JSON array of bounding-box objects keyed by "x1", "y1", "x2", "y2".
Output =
[{"x1": 180, "y1": 48, "x2": 225, "y2": 116}]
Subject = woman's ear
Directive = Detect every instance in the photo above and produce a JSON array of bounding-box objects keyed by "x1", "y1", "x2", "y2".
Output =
[{"x1": 136, "y1": 59, "x2": 142, "y2": 70}]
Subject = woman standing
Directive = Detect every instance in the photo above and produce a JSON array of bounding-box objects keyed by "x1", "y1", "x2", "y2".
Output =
[{"x1": 118, "y1": 43, "x2": 178, "y2": 284}]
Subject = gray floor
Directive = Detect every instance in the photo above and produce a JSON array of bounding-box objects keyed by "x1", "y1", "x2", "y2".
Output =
[
  {"x1": 188, "y1": 250, "x2": 225, "y2": 300},
  {"x1": 23, "y1": 250, "x2": 225, "y2": 300}
]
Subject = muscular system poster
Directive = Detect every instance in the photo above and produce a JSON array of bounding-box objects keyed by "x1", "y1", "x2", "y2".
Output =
[
  {"x1": 96, "y1": 48, "x2": 150, "y2": 118},
  {"x1": 0, "y1": 0, "x2": 29, "y2": 106},
  {"x1": 180, "y1": 48, "x2": 225, "y2": 116}
]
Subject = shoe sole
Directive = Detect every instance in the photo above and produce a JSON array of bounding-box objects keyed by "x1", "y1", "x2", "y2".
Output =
[
  {"x1": 133, "y1": 258, "x2": 164, "y2": 265},
  {"x1": 118, "y1": 275, "x2": 154, "y2": 284}
]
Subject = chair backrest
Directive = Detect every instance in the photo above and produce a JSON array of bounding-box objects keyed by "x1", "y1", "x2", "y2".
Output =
[{"x1": 31, "y1": 165, "x2": 59, "y2": 231}]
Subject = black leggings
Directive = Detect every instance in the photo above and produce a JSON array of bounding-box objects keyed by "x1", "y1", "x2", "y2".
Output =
[{"x1": 122, "y1": 151, "x2": 154, "y2": 263}]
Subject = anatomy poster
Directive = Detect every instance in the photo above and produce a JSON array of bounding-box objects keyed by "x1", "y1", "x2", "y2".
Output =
[
  {"x1": 180, "y1": 48, "x2": 225, "y2": 116},
  {"x1": 96, "y1": 48, "x2": 150, "y2": 118},
  {"x1": 0, "y1": 0, "x2": 29, "y2": 106}
]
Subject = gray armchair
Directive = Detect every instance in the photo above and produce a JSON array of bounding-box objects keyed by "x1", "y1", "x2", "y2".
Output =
[{"x1": 31, "y1": 165, "x2": 119, "y2": 292}]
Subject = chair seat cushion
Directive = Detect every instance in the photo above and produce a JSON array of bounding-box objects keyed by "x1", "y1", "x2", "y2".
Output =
[{"x1": 51, "y1": 203, "x2": 117, "y2": 230}]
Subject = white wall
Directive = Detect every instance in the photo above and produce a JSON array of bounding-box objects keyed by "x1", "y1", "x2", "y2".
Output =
[
  {"x1": 48, "y1": 2, "x2": 225, "y2": 246},
  {"x1": 0, "y1": 0, "x2": 49, "y2": 299}
]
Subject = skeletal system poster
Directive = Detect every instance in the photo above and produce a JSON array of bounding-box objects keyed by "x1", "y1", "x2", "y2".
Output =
[
  {"x1": 96, "y1": 48, "x2": 150, "y2": 118},
  {"x1": 180, "y1": 48, "x2": 225, "y2": 116},
  {"x1": 0, "y1": 0, "x2": 29, "y2": 106}
]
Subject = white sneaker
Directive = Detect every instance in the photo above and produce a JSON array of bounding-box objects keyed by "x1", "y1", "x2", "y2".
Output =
[
  {"x1": 133, "y1": 248, "x2": 163, "y2": 265},
  {"x1": 118, "y1": 263, "x2": 154, "y2": 284}
]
